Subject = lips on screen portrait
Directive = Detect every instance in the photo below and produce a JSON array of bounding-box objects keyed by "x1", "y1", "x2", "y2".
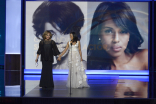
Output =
[
  {"x1": 87, "y1": 2, "x2": 148, "y2": 70},
  {"x1": 32, "y1": 1, "x2": 84, "y2": 69}
]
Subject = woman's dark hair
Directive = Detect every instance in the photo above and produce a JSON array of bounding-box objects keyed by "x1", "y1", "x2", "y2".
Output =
[
  {"x1": 70, "y1": 32, "x2": 78, "y2": 42},
  {"x1": 32, "y1": 1, "x2": 84, "y2": 40},
  {"x1": 87, "y1": 2, "x2": 144, "y2": 70}
]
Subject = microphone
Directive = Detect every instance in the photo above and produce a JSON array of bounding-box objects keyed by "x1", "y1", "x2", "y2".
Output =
[{"x1": 71, "y1": 40, "x2": 72, "y2": 46}]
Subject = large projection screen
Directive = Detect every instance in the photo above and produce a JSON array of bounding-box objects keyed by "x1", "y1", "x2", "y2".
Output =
[{"x1": 25, "y1": 1, "x2": 148, "y2": 73}]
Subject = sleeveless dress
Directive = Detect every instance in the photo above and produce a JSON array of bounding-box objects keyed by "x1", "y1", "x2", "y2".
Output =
[{"x1": 66, "y1": 41, "x2": 90, "y2": 88}]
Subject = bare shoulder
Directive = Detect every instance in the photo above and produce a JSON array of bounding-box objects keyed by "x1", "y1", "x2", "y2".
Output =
[
  {"x1": 135, "y1": 49, "x2": 148, "y2": 69},
  {"x1": 135, "y1": 49, "x2": 148, "y2": 59},
  {"x1": 67, "y1": 41, "x2": 71, "y2": 45},
  {"x1": 77, "y1": 41, "x2": 80, "y2": 44},
  {"x1": 77, "y1": 41, "x2": 81, "y2": 47}
]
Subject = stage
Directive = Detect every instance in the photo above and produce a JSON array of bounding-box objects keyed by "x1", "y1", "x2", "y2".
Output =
[{"x1": 24, "y1": 75, "x2": 148, "y2": 98}]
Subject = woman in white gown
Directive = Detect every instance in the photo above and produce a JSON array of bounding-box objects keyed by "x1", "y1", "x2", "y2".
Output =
[{"x1": 57, "y1": 32, "x2": 90, "y2": 88}]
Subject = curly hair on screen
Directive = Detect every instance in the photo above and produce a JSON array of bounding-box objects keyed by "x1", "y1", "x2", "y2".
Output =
[{"x1": 32, "y1": 1, "x2": 84, "y2": 40}]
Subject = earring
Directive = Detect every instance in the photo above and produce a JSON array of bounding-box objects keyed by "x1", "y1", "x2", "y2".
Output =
[{"x1": 99, "y1": 38, "x2": 101, "y2": 40}]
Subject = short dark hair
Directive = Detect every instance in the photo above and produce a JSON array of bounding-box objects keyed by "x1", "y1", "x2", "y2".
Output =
[
  {"x1": 87, "y1": 2, "x2": 144, "y2": 70},
  {"x1": 32, "y1": 1, "x2": 84, "y2": 40}
]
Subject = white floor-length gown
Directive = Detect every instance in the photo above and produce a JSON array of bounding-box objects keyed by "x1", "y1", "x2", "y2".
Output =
[{"x1": 66, "y1": 41, "x2": 90, "y2": 88}]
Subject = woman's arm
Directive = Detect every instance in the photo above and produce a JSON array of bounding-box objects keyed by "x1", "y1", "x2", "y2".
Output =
[
  {"x1": 35, "y1": 41, "x2": 42, "y2": 62},
  {"x1": 52, "y1": 40, "x2": 60, "y2": 56},
  {"x1": 35, "y1": 54, "x2": 39, "y2": 63},
  {"x1": 78, "y1": 41, "x2": 83, "y2": 61},
  {"x1": 57, "y1": 42, "x2": 69, "y2": 61}
]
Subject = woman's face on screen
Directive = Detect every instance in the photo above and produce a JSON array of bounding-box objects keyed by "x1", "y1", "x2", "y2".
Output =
[
  {"x1": 44, "y1": 22, "x2": 70, "y2": 57},
  {"x1": 99, "y1": 19, "x2": 130, "y2": 58}
]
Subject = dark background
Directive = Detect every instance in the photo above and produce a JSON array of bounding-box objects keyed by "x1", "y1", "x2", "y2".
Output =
[{"x1": 0, "y1": 0, "x2": 5, "y2": 97}]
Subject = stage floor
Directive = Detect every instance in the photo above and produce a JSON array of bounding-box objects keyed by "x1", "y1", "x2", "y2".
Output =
[
  {"x1": 24, "y1": 75, "x2": 148, "y2": 98},
  {"x1": 24, "y1": 79, "x2": 118, "y2": 98}
]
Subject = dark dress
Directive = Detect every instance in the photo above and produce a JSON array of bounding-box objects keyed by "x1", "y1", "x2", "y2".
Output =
[{"x1": 37, "y1": 40, "x2": 60, "y2": 88}]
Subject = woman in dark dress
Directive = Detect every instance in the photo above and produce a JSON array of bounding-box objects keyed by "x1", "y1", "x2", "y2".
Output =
[{"x1": 35, "y1": 30, "x2": 60, "y2": 88}]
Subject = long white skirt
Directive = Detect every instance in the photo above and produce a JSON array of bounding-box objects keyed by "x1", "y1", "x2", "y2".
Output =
[{"x1": 66, "y1": 51, "x2": 90, "y2": 88}]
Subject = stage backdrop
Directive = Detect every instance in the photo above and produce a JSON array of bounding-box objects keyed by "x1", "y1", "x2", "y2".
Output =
[{"x1": 25, "y1": 1, "x2": 148, "y2": 71}]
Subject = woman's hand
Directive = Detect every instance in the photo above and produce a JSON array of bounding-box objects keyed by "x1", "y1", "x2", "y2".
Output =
[
  {"x1": 57, "y1": 57, "x2": 61, "y2": 61},
  {"x1": 35, "y1": 59, "x2": 38, "y2": 63}
]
